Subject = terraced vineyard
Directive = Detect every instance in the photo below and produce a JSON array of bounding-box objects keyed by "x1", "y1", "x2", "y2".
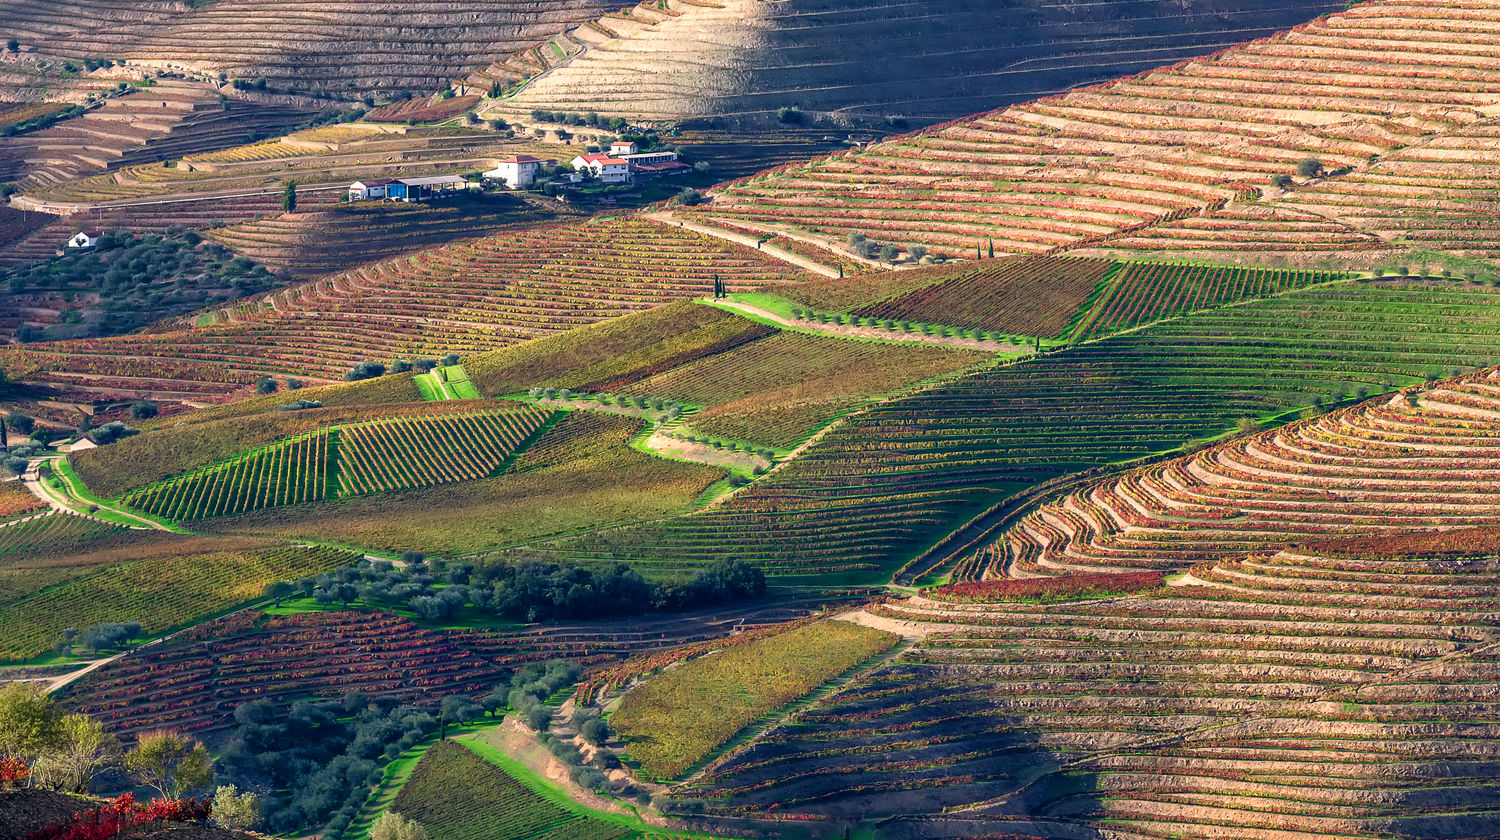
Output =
[
  {"x1": 0, "y1": 79, "x2": 312, "y2": 191},
  {"x1": 849, "y1": 256, "x2": 1116, "y2": 338},
  {"x1": 1093, "y1": 202, "x2": 1391, "y2": 259},
  {"x1": 1278, "y1": 120, "x2": 1500, "y2": 261},
  {"x1": 0, "y1": 219, "x2": 804, "y2": 403},
  {"x1": 501, "y1": 0, "x2": 1342, "y2": 122},
  {"x1": 0, "y1": 0, "x2": 620, "y2": 97},
  {"x1": 0, "y1": 190, "x2": 346, "y2": 268},
  {"x1": 685, "y1": 535, "x2": 1500, "y2": 837},
  {"x1": 515, "y1": 280, "x2": 1500, "y2": 578},
  {"x1": 0, "y1": 542, "x2": 356, "y2": 661},
  {"x1": 204, "y1": 194, "x2": 557, "y2": 277},
  {"x1": 27, "y1": 127, "x2": 520, "y2": 206},
  {"x1": 59, "y1": 610, "x2": 502, "y2": 738},
  {"x1": 984, "y1": 368, "x2": 1500, "y2": 578},
  {"x1": 692, "y1": 0, "x2": 1500, "y2": 260},
  {"x1": 59, "y1": 599, "x2": 831, "y2": 739},
  {"x1": 618, "y1": 331, "x2": 988, "y2": 449}
]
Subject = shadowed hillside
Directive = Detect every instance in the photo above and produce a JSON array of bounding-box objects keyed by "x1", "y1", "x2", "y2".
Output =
[{"x1": 501, "y1": 0, "x2": 1345, "y2": 123}]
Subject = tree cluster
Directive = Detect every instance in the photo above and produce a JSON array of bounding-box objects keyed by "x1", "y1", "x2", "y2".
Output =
[
  {"x1": 54, "y1": 621, "x2": 141, "y2": 656},
  {"x1": 538, "y1": 708, "x2": 647, "y2": 801},
  {"x1": 216, "y1": 695, "x2": 438, "y2": 835},
  {"x1": 87, "y1": 421, "x2": 139, "y2": 446},
  {"x1": 480, "y1": 557, "x2": 765, "y2": 621},
  {"x1": 844, "y1": 231, "x2": 910, "y2": 263},
  {"x1": 269, "y1": 556, "x2": 764, "y2": 627},
  {"x1": 529, "y1": 110, "x2": 626, "y2": 132},
  {"x1": 0, "y1": 683, "x2": 211, "y2": 801},
  {"x1": 1, "y1": 437, "x2": 42, "y2": 476},
  {"x1": 279, "y1": 399, "x2": 324, "y2": 412},
  {"x1": 345, "y1": 361, "x2": 387, "y2": 381},
  {"x1": 5, "y1": 232, "x2": 276, "y2": 342},
  {"x1": 503, "y1": 660, "x2": 581, "y2": 732}
]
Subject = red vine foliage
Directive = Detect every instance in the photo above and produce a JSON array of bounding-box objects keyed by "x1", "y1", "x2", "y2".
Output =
[{"x1": 22, "y1": 792, "x2": 212, "y2": 840}]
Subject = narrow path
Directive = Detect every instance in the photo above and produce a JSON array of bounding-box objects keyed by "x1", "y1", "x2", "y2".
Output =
[
  {"x1": 12, "y1": 184, "x2": 345, "y2": 215},
  {"x1": 710, "y1": 297, "x2": 1023, "y2": 353},
  {"x1": 43, "y1": 651, "x2": 128, "y2": 692},
  {"x1": 642, "y1": 211, "x2": 840, "y2": 277},
  {"x1": 26, "y1": 456, "x2": 170, "y2": 531}
]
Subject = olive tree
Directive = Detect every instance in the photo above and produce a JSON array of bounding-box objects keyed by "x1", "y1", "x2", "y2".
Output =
[
  {"x1": 371, "y1": 811, "x2": 429, "y2": 840},
  {"x1": 125, "y1": 730, "x2": 213, "y2": 798}
]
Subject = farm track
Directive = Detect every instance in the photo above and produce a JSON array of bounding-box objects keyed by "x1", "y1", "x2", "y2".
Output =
[
  {"x1": 644, "y1": 211, "x2": 840, "y2": 278},
  {"x1": 23, "y1": 456, "x2": 167, "y2": 532},
  {"x1": 11, "y1": 183, "x2": 347, "y2": 216}
]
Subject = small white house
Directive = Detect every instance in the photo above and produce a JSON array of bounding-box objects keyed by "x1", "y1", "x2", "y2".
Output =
[
  {"x1": 571, "y1": 154, "x2": 631, "y2": 184},
  {"x1": 67, "y1": 229, "x2": 102, "y2": 249},
  {"x1": 348, "y1": 179, "x2": 394, "y2": 200},
  {"x1": 484, "y1": 155, "x2": 546, "y2": 189},
  {"x1": 609, "y1": 140, "x2": 639, "y2": 156}
]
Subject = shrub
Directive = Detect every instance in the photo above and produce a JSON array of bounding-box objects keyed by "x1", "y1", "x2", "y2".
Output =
[
  {"x1": 580, "y1": 718, "x2": 609, "y2": 745},
  {"x1": 87, "y1": 421, "x2": 137, "y2": 445},
  {"x1": 371, "y1": 811, "x2": 428, "y2": 840},
  {"x1": 212, "y1": 784, "x2": 261, "y2": 830}
]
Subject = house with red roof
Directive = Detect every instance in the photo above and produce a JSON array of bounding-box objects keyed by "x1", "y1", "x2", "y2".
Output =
[
  {"x1": 484, "y1": 154, "x2": 548, "y2": 188},
  {"x1": 347, "y1": 178, "x2": 396, "y2": 200},
  {"x1": 570, "y1": 153, "x2": 632, "y2": 184}
]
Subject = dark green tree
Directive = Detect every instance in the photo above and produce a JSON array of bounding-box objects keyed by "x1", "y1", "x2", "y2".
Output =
[{"x1": 282, "y1": 180, "x2": 297, "y2": 213}]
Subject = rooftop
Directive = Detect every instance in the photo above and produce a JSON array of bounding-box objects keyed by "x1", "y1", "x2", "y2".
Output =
[{"x1": 396, "y1": 175, "x2": 470, "y2": 186}]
